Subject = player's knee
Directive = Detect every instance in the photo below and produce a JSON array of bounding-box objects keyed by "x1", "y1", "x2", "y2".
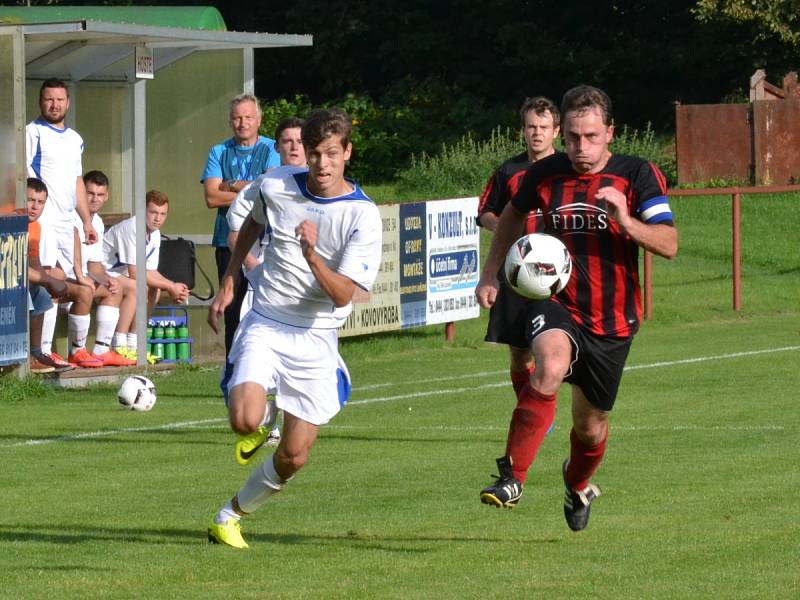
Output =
[
  {"x1": 572, "y1": 416, "x2": 607, "y2": 446},
  {"x1": 531, "y1": 359, "x2": 568, "y2": 394},
  {"x1": 79, "y1": 285, "x2": 93, "y2": 305},
  {"x1": 274, "y1": 446, "x2": 308, "y2": 473}
]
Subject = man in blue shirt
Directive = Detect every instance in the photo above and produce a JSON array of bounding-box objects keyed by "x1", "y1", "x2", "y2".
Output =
[{"x1": 201, "y1": 93, "x2": 280, "y2": 353}]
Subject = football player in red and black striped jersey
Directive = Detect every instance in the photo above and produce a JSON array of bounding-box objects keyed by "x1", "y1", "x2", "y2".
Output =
[
  {"x1": 477, "y1": 86, "x2": 678, "y2": 530},
  {"x1": 478, "y1": 97, "x2": 560, "y2": 399}
]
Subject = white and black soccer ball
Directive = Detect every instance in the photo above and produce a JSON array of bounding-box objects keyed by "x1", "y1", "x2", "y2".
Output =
[
  {"x1": 118, "y1": 376, "x2": 157, "y2": 412},
  {"x1": 504, "y1": 233, "x2": 572, "y2": 300}
]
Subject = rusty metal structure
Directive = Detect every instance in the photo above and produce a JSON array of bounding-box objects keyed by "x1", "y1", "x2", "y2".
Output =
[
  {"x1": 642, "y1": 184, "x2": 800, "y2": 320},
  {"x1": 676, "y1": 70, "x2": 800, "y2": 185}
]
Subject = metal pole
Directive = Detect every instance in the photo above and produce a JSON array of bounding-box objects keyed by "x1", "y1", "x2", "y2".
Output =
[
  {"x1": 243, "y1": 47, "x2": 254, "y2": 94},
  {"x1": 133, "y1": 78, "x2": 148, "y2": 365},
  {"x1": 643, "y1": 250, "x2": 652, "y2": 320},
  {"x1": 732, "y1": 192, "x2": 741, "y2": 311},
  {"x1": 444, "y1": 321, "x2": 455, "y2": 342},
  {"x1": 13, "y1": 26, "x2": 28, "y2": 377}
]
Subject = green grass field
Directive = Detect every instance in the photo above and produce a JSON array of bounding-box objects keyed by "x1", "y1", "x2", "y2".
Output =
[{"x1": 1, "y1": 194, "x2": 799, "y2": 598}]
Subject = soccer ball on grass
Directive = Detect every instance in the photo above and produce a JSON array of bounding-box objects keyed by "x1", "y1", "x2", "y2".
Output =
[
  {"x1": 118, "y1": 375, "x2": 157, "y2": 412},
  {"x1": 504, "y1": 233, "x2": 572, "y2": 300}
]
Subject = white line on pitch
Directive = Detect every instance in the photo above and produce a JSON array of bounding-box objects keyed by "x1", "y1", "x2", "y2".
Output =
[
  {"x1": 351, "y1": 345, "x2": 800, "y2": 391},
  {"x1": 3, "y1": 345, "x2": 797, "y2": 449},
  {"x1": 347, "y1": 345, "x2": 800, "y2": 407},
  {"x1": 323, "y1": 424, "x2": 785, "y2": 432},
  {"x1": 3, "y1": 418, "x2": 227, "y2": 448}
]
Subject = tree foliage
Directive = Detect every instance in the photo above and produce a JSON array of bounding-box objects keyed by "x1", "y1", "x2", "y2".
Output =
[
  {"x1": 694, "y1": 0, "x2": 800, "y2": 45},
  {"x1": 7, "y1": 0, "x2": 800, "y2": 182}
]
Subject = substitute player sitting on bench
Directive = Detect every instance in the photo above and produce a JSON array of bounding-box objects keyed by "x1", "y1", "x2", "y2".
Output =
[{"x1": 102, "y1": 189, "x2": 189, "y2": 363}]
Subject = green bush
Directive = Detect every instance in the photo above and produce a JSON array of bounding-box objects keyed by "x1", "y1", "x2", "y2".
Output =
[
  {"x1": 610, "y1": 123, "x2": 677, "y2": 184},
  {"x1": 259, "y1": 83, "x2": 512, "y2": 184},
  {"x1": 259, "y1": 94, "x2": 678, "y2": 191},
  {"x1": 259, "y1": 94, "x2": 312, "y2": 140},
  {"x1": 394, "y1": 127, "x2": 523, "y2": 200}
]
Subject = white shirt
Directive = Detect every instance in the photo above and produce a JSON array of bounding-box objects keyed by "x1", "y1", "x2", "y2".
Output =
[
  {"x1": 228, "y1": 179, "x2": 264, "y2": 265},
  {"x1": 249, "y1": 166, "x2": 382, "y2": 329},
  {"x1": 25, "y1": 118, "x2": 83, "y2": 231},
  {"x1": 102, "y1": 215, "x2": 160, "y2": 276},
  {"x1": 75, "y1": 213, "x2": 105, "y2": 274}
]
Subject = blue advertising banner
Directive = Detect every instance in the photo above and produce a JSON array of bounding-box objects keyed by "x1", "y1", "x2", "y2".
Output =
[
  {"x1": 398, "y1": 202, "x2": 427, "y2": 328},
  {"x1": 338, "y1": 198, "x2": 479, "y2": 338},
  {"x1": 0, "y1": 215, "x2": 28, "y2": 366}
]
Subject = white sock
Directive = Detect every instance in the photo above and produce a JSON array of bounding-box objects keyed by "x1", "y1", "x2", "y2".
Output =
[
  {"x1": 126, "y1": 332, "x2": 137, "y2": 350},
  {"x1": 113, "y1": 332, "x2": 127, "y2": 350},
  {"x1": 214, "y1": 500, "x2": 241, "y2": 525},
  {"x1": 92, "y1": 306, "x2": 119, "y2": 354},
  {"x1": 236, "y1": 456, "x2": 288, "y2": 514},
  {"x1": 41, "y1": 304, "x2": 58, "y2": 354},
  {"x1": 68, "y1": 313, "x2": 91, "y2": 352}
]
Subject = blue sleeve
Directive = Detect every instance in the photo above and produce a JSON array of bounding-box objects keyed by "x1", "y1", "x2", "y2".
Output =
[
  {"x1": 267, "y1": 144, "x2": 281, "y2": 169},
  {"x1": 201, "y1": 144, "x2": 223, "y2": 182}
]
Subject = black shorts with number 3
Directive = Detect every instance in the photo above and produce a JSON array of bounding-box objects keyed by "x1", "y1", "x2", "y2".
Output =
[{"x1": 485, "y1": 285, "x2": 632, "y2": 412}]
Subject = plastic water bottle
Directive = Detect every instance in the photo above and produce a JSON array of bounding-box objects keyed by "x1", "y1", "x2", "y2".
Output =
[{"x1": 177, "y1": 325, "x2": 190, "y2": 361}]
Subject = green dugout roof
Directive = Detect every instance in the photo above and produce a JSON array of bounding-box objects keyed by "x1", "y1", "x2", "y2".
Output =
[
  {"x1": 0, "y1": 6, "x2": 227, "y2": 31},
  {"x1": 0, "y1": 7, "x2": 311, "y2": 82}
]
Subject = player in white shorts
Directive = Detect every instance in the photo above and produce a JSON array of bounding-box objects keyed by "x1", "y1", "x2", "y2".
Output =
[
  {"x1": 26, "y1": 78, "x2": 98, "y2": 359},
  {"x1": 207, "y1": 108, "x2": 382, "y2": 549},
  {"x1": 74, "y1": 171, "x2": 136, "y2": 367},
  {"x1": 102, "y1": 190, "x2": 189, "y2": 362},
  {"x1": 225, "y1": 117, "x2": 307, "y2": 448}
]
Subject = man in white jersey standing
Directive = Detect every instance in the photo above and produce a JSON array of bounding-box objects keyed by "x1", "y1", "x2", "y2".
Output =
[
  {"x1": 26, "y1": 78, "x2": 98, "y2": 362},
  {"x1": 225, "y1": 116, "x2": 307, "y2": 453},
  {"x1": 206, "y1": 108, "x2": 382, "y2": 549}
]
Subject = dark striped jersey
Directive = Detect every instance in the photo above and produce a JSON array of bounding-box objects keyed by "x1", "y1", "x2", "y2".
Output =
[
  {"x1": 478, "y1": 151, "x2": 541, "y2": 234},
  {"x1": 511, "y1": 153, "x2": 673, "y2": 338}
]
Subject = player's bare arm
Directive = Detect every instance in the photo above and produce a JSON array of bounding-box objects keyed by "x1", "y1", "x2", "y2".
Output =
[
  {"x1": 128, "y1": 263, "x2": 184, "y2": 301},
  {"x1": 144, "y1": 269, "x2": 189, "y2": 303},
  {"x1": 597, "y1": 186, "x2": 678, "y2": 259},
  {"x1": 29, "y1": 262, "x2": 69, "y2": 301},
  {"x1": 88, "y1": 261, "x2": 118, "y2": 294},
  {"x1": 295, "y1": 219, "x2": 357, "y2": 307},
  {"x1": 208, "y1": 215, "x2": 264, "y2": 332},
  {"x1": 71, "y1": 227, "x2": 93, "y2": 286},
  {"x1": 476, "y1": 203, "x2": 527, "y2": 309},
  {"x1": 75, "y1": 176, "x2": 98, "y2": 244},
  {"x1": 227, "y1": 220, "x2": 261, "y2": 272},
  {"x1": 478, "y1": 212, "x2": 500, "y2": 232}
]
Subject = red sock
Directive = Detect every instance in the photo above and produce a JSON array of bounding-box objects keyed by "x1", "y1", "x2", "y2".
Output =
[
  {"x1": 504, "y1": 383, "x2": 556, "y2": 483},
  {"x1": 509, "y1": 365, "x2": 535, "y2": 398},
  {"x1": 565, "y1": 427, "x2": 608, "y2": 491}
]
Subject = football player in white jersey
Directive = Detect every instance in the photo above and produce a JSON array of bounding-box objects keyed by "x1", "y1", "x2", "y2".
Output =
[
  {"x1": 225, "y1": 117, "x2": 307, "y2": 450},
  {"x1": 26, "y1": 79, "x2": 98, "y2": 360},
  {"x1": 207, "y1": 108, "x2": 382, "y2": 549},
  {"x1": 102, "y1": 190, "x2": 190, "y2": 362},
  {"x1": 74, "y1": 171, "x2": 136, "y2": 367}
]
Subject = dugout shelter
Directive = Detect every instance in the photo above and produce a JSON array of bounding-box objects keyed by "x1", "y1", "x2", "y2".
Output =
[{"x1": 0, "y1": 6, "x2": 312, "y2": 369}]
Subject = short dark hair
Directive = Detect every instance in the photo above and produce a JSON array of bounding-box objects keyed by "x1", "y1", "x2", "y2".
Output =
[
  {"x1": 519, "y1": 96, "x2": 560, "y2": 128},
  {"x1": 275, "y1": 117, "x2": 305, "y2": 141},
  {"x1": 302, "y1": 108, "x2": 352, "y2": 150},
  {"x1": 83, "y1": 170, "x2": 109, "y2": 188},
  {"x1": 561, "y1": 85, "x2": 613, "y2": 126},
  {"x1": 39, "y1": 78, "x2": 69, "y2": 100},
  {"x1": 146, "y1": 189, "x2": 169, "y2": 207},
  {"x1": 27, "y1": 177, "x2": 47, "y2": 196}
]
